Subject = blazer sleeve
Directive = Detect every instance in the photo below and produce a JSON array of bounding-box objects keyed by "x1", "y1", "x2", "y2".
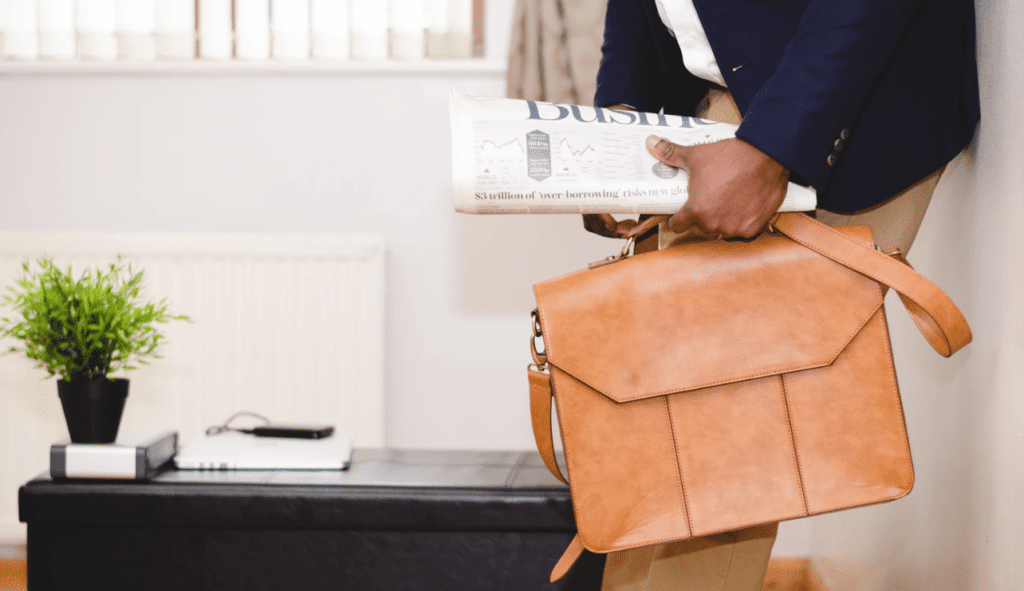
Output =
[
  {"x1": 593, "y1": 0, "x2": 664, "y2": 112},
  {"x1": 734, "y1": 0, "x2": 929, "y2": 192}
]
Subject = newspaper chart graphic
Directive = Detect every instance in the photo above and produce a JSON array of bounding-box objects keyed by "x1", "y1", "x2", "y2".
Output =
[
  {"x1": 474, "y1": 130, "x2": 527, "y2": 184},
  {"x1": 559, "y1": 138, "x2": 597, "y2": 159},
  {"x1": 472, "y1": 121, "x2": 649, "y2": 189},
  {"x1": 479, "y1": 137, "x2": 525, "y2": 157}
]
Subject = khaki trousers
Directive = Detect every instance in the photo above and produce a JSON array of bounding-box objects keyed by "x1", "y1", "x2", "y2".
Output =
[{"x1": 601, "y1": 89, "x2": 945, "y2": 591}]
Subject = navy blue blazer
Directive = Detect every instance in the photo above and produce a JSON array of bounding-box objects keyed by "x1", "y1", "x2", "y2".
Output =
[{"x1": 594, "y1": 0, "x2": 980, "y2": 213}]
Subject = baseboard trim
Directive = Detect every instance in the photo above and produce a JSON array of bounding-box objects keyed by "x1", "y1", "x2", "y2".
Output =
[{"x1": 0, "y1": 523, "x2": 26, "y2": 549}]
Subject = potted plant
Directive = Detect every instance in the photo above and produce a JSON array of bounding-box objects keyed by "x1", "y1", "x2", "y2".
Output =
[{"x1": 0, "y1": 256, "x2": 189, "y2": 443}]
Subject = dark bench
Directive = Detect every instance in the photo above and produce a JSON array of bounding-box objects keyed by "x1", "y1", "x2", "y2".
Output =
[{"x1": 19, "y1": 449, "x2": 604, "y2": 591}]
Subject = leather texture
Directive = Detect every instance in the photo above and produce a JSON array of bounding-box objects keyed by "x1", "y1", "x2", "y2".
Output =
[
  {"x1": 21, "y1": 449, "x2": 606, "y2": 590},
  {"x1": 20, "y1": 449, "x2": 576, "y2": 530},
  {"x1": 551, "y1": 535, "x2": 587, "y2": 582},
  {"x1": 530, "y1": 213, "x2": 971, "y2": 581},
  {"x1": 531, "y1": 369, "x2": 569, "y2": 486}
]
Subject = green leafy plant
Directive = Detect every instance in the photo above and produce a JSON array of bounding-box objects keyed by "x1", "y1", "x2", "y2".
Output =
[{"x1": 0, "y1": 256, "x2": 190, "y2": 382}]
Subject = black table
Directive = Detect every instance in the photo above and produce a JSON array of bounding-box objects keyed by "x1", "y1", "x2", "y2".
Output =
[{"x1": 19, "y1": 449, "x2": 604, "y2": 591}]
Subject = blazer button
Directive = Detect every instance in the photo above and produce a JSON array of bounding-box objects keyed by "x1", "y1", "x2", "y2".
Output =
[
  {"x1": 827, "y1": 153, "x2": 838, "y2": 166},
  {"x1": 834, "y1": 138, "x2": 845, "y2": 151},
  {"x1": 840, "y1": 127, "x2": 851, "y2": 140}
]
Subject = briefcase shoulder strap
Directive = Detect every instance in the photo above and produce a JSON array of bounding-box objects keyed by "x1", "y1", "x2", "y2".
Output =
[
  {"x1": 529, "y1": 369, "x2": 568, "y2": 486},
  {"x1": 550, "y1": 534, "x2": 585, "y2": 583},
  {"x1": 772, "y1": 213, "x2": 972, "y2": 357},
  {"x1": 529, "y1": 369, "x2": 585, "y2": 581}
]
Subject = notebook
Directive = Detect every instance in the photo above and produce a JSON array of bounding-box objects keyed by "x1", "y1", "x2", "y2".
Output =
[
  {"x1": 51, "y1": 429, "x2": 178, "y2": 480},
  {"x1": 174, "y1": 431, "x2": 352, "y2": 470}
]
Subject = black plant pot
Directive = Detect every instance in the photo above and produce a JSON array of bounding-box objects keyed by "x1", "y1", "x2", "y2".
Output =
[{"x1": 57, "y1": 378, "x2": 129, "y2": 444}]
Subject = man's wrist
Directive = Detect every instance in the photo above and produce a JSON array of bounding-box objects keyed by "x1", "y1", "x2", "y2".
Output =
[{"x1": 732, "y1": 135, "x2": 790, "y2": 178}]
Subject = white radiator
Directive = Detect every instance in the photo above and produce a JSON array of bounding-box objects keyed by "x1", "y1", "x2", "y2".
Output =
[{"x1": 0, "y1": 233, "x2": 385, "y2": 543}]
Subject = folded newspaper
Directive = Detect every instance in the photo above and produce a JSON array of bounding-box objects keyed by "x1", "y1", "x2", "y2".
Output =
[{"x1": 450, "y1": 89, "x2": 817, "y2": 214}]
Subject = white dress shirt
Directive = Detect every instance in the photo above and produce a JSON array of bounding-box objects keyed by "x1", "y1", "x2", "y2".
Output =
[{"x1": 653, "y1": 0, "x2": 726, "y2": 87}]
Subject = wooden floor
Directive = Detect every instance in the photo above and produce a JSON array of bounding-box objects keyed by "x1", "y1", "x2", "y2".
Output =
[
  {"x1": 0, "y1": 559, "x2": 26, "y2": 591},
  {"x1": 0, "y1": 557, "x2": 820, "y2": 591},
  {"x1": 764, "y1": 558, "x2": 822, "y2": 591}
]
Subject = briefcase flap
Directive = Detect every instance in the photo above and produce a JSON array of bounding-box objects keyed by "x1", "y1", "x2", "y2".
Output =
[{"x1": 532, "y1": 225, "x2": 884, "y2": 403}]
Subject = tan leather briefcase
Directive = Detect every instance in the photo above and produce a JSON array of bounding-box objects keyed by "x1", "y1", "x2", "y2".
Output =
[{"x1": 527, "y1": 213, "x2": 971, "y2": 582}]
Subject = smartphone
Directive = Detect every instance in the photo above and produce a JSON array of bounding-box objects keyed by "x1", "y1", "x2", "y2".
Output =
[{"x1": 250, "y1": 424, "x2": 335, "y2": 439}]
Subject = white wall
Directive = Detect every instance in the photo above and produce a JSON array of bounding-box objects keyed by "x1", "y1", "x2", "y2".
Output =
[
  {"x1": 809, "y1": 0, "x2": 1024, "y2": 588},
  {"x1": 0, "y1": 66, "x2": 534, "y2": 447}
]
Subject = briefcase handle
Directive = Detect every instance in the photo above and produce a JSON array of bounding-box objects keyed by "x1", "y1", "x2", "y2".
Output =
[{"x1": 597, "y1": 212, "x2": 972, "y2": 357}]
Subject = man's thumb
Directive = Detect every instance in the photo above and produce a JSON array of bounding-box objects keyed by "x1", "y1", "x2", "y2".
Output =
[{"x1": 646, "y1": 136, "x2": 690, "y2": 168}]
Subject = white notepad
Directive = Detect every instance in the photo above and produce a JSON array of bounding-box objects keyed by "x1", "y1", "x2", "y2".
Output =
[{"x1": 175, "y1": 431, "x2": 352, "y2": 470}]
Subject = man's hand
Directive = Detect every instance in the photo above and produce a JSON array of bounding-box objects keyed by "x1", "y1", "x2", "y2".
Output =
[
  {"x1": 582, "y1": 213, "x2": 638, "y2": 238},
  {"x1": 647, "y1": 136, "x2": 790, "y2": 239}
]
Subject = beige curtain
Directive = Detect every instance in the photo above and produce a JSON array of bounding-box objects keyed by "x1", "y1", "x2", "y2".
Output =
[{"x1": 507, "y1": 0, "x2": 609, "y2": 105}]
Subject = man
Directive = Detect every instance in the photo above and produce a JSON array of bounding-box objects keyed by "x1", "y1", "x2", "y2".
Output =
[
  {"x1": 582, "y1": 0, "x2": 979, "y2": 589},
  {"x1": 585, "y1": 0, "x2": 979, "y2": 248}
]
